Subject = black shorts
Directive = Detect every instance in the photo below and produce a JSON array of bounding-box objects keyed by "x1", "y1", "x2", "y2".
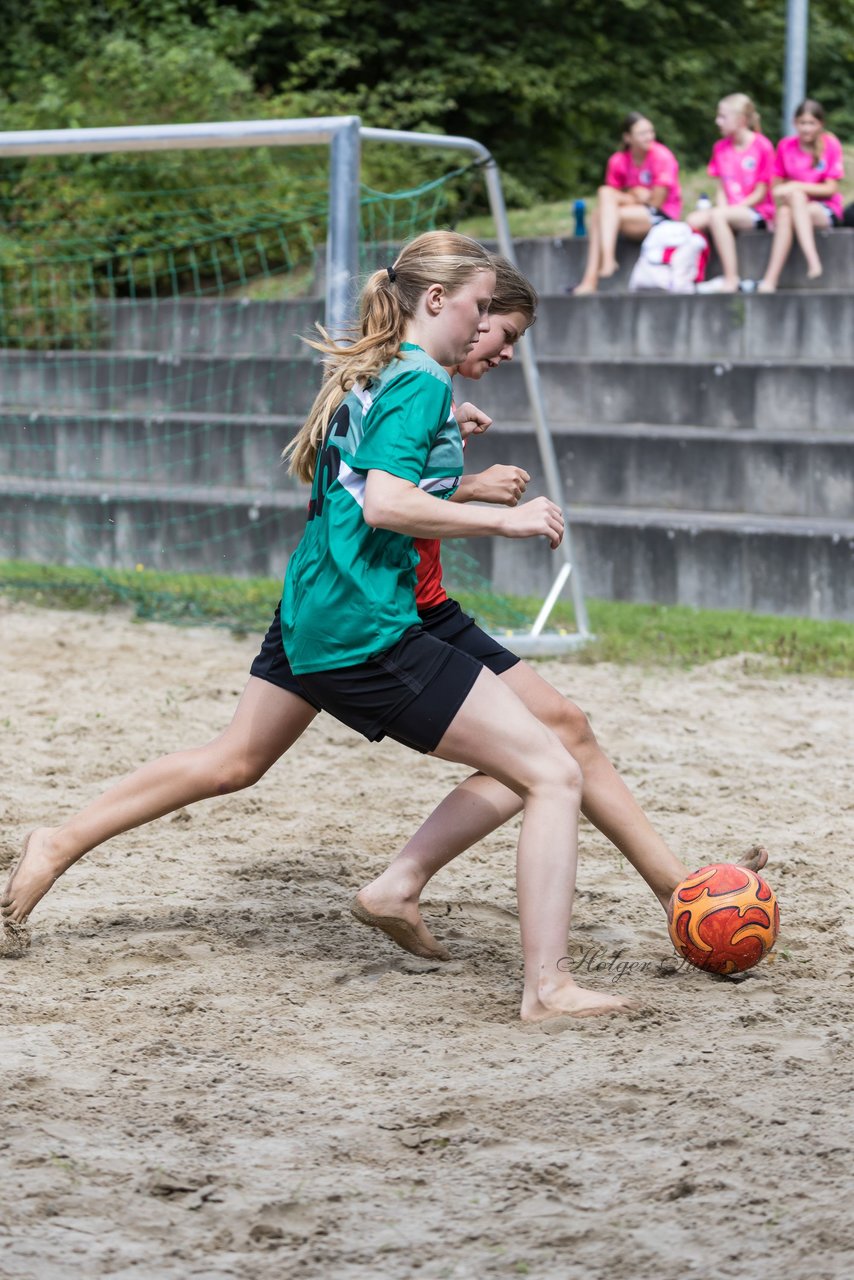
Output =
[
  {"x1": 418, "y1": 598, "x2": 520, "y2": 676},
  {"x1": 249, "y1": 603, "x2": 322, "y2": 709},
  {"x1": 250, "y1": 596, "x2": 519, "y2": 705},
  {"x1": 295, "y1": 626, "x2": 483, "y2": 754}
]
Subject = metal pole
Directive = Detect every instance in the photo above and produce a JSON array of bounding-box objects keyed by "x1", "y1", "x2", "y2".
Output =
[
  {"x1": 326, "y1": 118, "x2": 362, "y2": 336},
  {"x1": 0, "y1": 117, "x2": 361, "y2": 158},
  {"x1": 783, "y1": 0, "x2": 809, "y2": 135}
]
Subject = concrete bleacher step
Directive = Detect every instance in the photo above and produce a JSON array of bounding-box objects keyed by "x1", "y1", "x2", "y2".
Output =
[
  {"x1": 507, "y1": 229, "x2": 854, "y2": 295},
  {"x1": 463, "y1": 504, "x2": 854, "y2": 620},
  {"x1": 93, "y1": 293, "x2": 854, "y2": 362},
  {"x1": 2, "y1": 348, "x2": 851, "y2": 433},
  {"x1": 460, "y1": 355, "x2": 854, "y2": 433},
  {"x1": 98, "y1": 298, "x2": 324, "y2": 356},
  {"x1": 534, "y1": 292, "x2": 854, "y2": 361},
  {"x1": 0, "y1": 488, "x2": 308, "y2": 580},
  {"x1": 0, "y1": 408, "x2": 302, "y2": 491},
  {"x1": 0, "y1": 350, "x2": 322, "y2": 417},
  {"x1": 468, "y1": 423, "x2": 854, "y2": 520}
]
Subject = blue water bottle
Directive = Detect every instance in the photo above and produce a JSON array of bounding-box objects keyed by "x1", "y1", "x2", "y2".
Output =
[{"x1": 573, "y1": 198, "x2": 586, "y2": 237}]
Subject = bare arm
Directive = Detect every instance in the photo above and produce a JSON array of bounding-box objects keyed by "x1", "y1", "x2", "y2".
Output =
[
  {"x1": 455, "y1": 401, "x2": 493, "y2": 440},
  {"x1": 452, "y1": 465, "x2": 530, "y2": 506},
  {"x1": 363, "y1": 469, "x2": 564, "y2": 548},
  {"x1": 630, "y1": 183, "x2": 667, "y2": 209},
  {"x1": 743, "y1": 180, "x2": 768, "y2": 209},
  {"x1": 774, "y1": 177, "x2": 839, "y2": 199}
]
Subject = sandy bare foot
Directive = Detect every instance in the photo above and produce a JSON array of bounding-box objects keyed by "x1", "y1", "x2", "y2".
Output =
[
  {"x1": 2, "y1": 828, "x2": 63, "y2": 928},
  {"x1": 0, "y1": 831, "x2": 47, "y2": 957},
  {"x1": 658, "y1": 843, "x2": 771, "y2": 912},
  {"x1": 738, "y1": 843, "x2": 770, "y2": 874},
  {"x1": 350, "y1": 893, "x2": 451, "y2": 962},
  {"x1": 521, "y1": 980, "x2": 637, "y2": 1023}
]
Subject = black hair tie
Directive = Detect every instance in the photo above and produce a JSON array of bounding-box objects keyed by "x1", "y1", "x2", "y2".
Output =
[{"x1": 386, "y1": 266, "x2": 397, "y2": 283}]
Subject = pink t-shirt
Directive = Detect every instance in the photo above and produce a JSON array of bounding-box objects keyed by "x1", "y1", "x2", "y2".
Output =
[
  {"x1": 605, "y1": 141, "x2": 682, "y2": 219},
  {"x1": 774, "y1": 132, "x2": 845, "y2": 219},
  {"x1": 708, "y1": 133, "x2": 776, "y2": 224}
]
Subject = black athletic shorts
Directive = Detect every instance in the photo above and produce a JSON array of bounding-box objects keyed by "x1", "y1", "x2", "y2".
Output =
[
  {"x1": 249, "y1": 602, "x2": 323, "y2": 710},
  {"x1": 250, "y1": 596, "x2": 518, "y2": 708},
  {"x1": 295, "y1": 626, "x2": 483, "y2": 754},
  {"x1": 418, "y1": 598, "x2": 520, "y2": 676}
]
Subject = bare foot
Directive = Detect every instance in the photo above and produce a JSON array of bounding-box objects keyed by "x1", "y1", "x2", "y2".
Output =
[
  {"x1": 570, "y1": 281, "x2": 597, "y2": 296},
  {"x1": 757, "y1": 280, "x2": 776, "y2": 294},
  {"x1": 521, "y1": 978, "x2": 637, "y2": 1023},
  {"x1": 737, "y1": 843, "x2": 769, "y2": 874},
  {"x1": 598, "y1": 261, "x2": 619, "y2": 279},
  {"x1": 1, "y1": 829, "x2": 60, "y2": 957},
  {"x1": 2, "y1": 828, "x2": 64, "y2": 928},
  {"x1": 350, "y1": 890, "x2": 451, "y2": 961},
  {"x1": 806, "y1": 264, "x2": 823, "y2": 281},
  {"x1": 657, "y1": 843, "x2": 770, "y2": 911}
]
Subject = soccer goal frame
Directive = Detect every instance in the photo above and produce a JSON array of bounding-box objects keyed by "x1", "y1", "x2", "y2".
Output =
[{"x1": 0, "y1": 115, "x2": 591, "y2": 653}]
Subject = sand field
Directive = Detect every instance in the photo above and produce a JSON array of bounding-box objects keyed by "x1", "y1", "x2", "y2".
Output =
[{"x1": 1, "y1": 600, "x2": 852, "y2": 1279}]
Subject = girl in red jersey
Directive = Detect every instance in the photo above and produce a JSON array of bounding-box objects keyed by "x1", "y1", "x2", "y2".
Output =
[{"x1": 573, "y1": 112, "x2": 682, "y2": 295}]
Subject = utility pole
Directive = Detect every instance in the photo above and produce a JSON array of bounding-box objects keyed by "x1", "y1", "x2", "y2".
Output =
[{"x1": 783, "y1": 0, "x2": 809, "y2": 134}]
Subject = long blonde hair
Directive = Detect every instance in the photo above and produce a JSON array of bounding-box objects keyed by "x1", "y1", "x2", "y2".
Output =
[
  {"x1": 719, "y1": 93, "x2": 760, "y2": 132},
  {"x1": 285, "y1": 230, "x2": 493, "y2": 483}
]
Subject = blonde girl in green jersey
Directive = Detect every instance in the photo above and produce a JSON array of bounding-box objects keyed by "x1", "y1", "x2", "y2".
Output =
[{"x1": 276, "y1": 230, "x2": 633, "y2": 1021}]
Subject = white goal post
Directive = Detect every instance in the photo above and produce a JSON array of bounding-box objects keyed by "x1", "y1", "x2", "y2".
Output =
[{"x1": 0, "y1": 115, "x2": 591, "y2": 652}]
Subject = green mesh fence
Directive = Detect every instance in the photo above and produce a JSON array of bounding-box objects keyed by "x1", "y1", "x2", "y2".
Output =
[{"x1": 0, "y1": 146, "x2": 532, "y2": 634}]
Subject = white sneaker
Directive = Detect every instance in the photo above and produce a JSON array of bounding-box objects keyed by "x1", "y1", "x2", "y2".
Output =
[{"x1": 695, "y1": 276, "x2": 735, "y2": 294}]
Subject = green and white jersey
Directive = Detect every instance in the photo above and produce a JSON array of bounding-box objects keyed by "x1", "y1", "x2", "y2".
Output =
[{"x1": 281, "y1": 344, "x2": 462, "y2": 674}]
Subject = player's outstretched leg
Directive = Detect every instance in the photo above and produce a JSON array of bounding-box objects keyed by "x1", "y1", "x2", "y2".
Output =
[
  {"x1": 353, "y1": 661, "x2": 770, "y2": 958},
  {"x1": 1, "y1": 679, "x2": 317, "y2": 953}
]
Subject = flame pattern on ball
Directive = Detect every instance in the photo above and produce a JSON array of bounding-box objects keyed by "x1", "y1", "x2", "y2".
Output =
[{"x1": 667, "y1": 863, "x2": 780, "y2": 975}]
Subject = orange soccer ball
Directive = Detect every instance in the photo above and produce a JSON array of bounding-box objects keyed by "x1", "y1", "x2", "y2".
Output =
[{"x1": 667, "y1": 863, "x2": 780, "y2": 975}]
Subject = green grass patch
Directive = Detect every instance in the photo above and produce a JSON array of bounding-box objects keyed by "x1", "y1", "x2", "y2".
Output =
[{"x1": 1, "y1": 560, "x2": 851, "y2": 678}]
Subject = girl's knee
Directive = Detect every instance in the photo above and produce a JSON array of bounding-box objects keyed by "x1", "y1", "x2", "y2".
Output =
[
  {"x1": 555, "y1": 699, "x2": 597, "y2": 755},
  {"x1": 536, "y1": 739, "x2": 584, "y2": 796},
  {"x1": 196, "y1": 741, "x2": 267, "y2": 793}
]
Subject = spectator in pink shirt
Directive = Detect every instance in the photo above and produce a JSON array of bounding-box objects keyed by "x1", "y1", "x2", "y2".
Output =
[
  {"x1": 573, "y1": 112, "x2": 682, "y2": 295},
  {"x1": 759, "y1": 99, "x2": 845, "y2": 292},
  {"x1": 688, "y1": 94, "x2": 775, "y2": 293}
]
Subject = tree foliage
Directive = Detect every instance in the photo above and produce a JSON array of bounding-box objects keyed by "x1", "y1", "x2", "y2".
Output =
[{"x1": 1, "y1": 0, "x2": 852, "y2": 200}]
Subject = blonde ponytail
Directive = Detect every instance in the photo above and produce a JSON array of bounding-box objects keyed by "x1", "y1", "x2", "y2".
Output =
[{"x1": 284, "y1": 231, "x2": 493, "y2": 483}]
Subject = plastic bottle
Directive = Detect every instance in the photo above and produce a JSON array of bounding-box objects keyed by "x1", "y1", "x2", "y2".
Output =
[
  {"x1": 696, "y1": 192, "x2": 712, "y2": 211},
  {"x1": 573, "y1": 198, "x2": 586, "y2": 236}
]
